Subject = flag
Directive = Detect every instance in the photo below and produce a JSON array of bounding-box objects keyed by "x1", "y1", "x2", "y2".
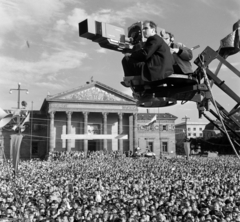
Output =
[
  {"x1": 0, "y1": 108, "x2": 13, "y2": 128},
  {"x1": 0, "y1": 108, "x2": 8, "y2": 119},
  {"x1": 144, "y1": 115, "x2": 157, "y2": 126},
  {"x1": 10, "y1": 134, "x2": 23, "y2": 173}
]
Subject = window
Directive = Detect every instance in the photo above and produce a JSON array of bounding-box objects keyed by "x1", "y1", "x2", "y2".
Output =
[
  {"x1": 199, "y1": 128, "x2": 202, "y2": 131},
  {"x1": 199, "y1": 133, "x2": 203, "y2": 137},
  {"x1": 193, "y1": 133, "x2": 196, "y2": 136},
  {"x1": 188, "y1": 133, "x2": 191, "y2": 136},
  {"x1": 188, "y1": 128, "x2": 191, "y2": 131},
  {"x1": 146, "y1": 141, "x2": 154, "y2": 152},
  {"x1": 193, "y1": 128, "x2": 196, "y2": 131},
  {"x1": 163, "y1": 125, "x2": 167, "y2": 131},
  {"x1": 162, "y1": 142, "x2": 168, "y2": 152}
]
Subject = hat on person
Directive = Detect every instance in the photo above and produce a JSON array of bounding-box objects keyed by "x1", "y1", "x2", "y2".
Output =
[{"x1": 225, "y1": 199, "x2": 232, "y2": 205}]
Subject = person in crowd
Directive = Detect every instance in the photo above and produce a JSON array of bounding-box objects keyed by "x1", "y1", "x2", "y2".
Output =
[
  {"x1": 1, "y1": 151, "x2": 240, "y2": 221},
  {"x1": 160, "y1": 30, "x2": 194, "y2": 75},
  {"x1": 122, "y1": 20, "x2": 173, "y2": 82}
]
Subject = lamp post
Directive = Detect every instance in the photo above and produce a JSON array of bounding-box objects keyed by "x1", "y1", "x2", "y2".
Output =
[{"x1": 9, "y1": 83, "x2": 29, "y2": 133}]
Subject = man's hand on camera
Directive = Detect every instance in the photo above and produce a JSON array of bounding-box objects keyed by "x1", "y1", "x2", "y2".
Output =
[{"x1": 170, "y1": 48, "x2": 180, "y2": 54}]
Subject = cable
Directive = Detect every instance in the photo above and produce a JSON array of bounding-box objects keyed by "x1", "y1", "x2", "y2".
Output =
[{"x1": 198, "y1": 55, "x2": 240, "y2": 159}]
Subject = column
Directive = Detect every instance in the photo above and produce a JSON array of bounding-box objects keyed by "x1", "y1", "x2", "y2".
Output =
[
  {"x1": 49, "y1": 111, "x2": 55, "y2": 153},
  {"x1": 0, "y1": 128, "x2": 3, "y2": 161},
  {"x1": 118, "y1": 113, "x2": 123, "y2": 154},
  {"x1": 66, "y1": 111, "x2": 72, "y2": 152},
  {"x1": 133, "y1": 113, "x2": 138, "y2": 150},
  {"x1": 102, "y1": 112, "x2": 108, "y2": 152},
  {"x1": 83, "y1": 112, "x2": 88, "y2": 157},
  {"x1": 129, "y1": 115, "x2": 133, "y2": 153}
]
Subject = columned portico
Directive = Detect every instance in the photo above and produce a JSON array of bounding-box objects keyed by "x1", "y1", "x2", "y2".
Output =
[
  {"x1": 49, "y1": 111, "x2": 55, "y2": 152},
  {"x1": 118, "y1": 112, "x2": 123, "y2": 153},
  {"x1": 43, "y1": 81, "x2": 138, "y2": 158},
  {"x1": 66, "y1": 111, "x2": 72, "y2": 152},
  {"x1": 102, "y1": 112, "x2": 108, "y2": 152},
  {"x1": 83, "y1": 111, "x2": 88, "y2": 157}
]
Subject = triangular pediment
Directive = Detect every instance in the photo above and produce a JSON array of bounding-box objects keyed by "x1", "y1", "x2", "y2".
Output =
[{"x1": 46, "y1": 81, "x2": 135, "y2": 103}]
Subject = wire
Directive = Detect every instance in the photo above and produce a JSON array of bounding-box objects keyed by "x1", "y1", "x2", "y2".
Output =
[{"x1": 198, "y1": 55, "x2": 240, "y2": 159}]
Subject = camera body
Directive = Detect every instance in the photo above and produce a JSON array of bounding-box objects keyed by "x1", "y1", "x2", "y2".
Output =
[{"x1": 79, "y1": 19, "x2": 164, "y2": 53}]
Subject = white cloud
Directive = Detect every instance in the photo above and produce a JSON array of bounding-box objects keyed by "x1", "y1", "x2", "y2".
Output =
[
  {"x1": 0, "y1": 0, "x2": 65, "y2": 34},
  {"x1": 66, "y1": 2, "x2": 165, "y2": 31},
  {"x1": 67, "y1": 8, "x2": 89, "y2": 30},
  {"x1": 0, "y1": 0, "x2": 69, "y2": 50},
  {"x1": 0, "y1": 49, "x2": 88, "y2": 82},
  {"x1": 96, "y1": 48, "x2": 107, "y2": 54},
  {"x1": 35, "y1": 81, "x2": 64, "y2": 90}
]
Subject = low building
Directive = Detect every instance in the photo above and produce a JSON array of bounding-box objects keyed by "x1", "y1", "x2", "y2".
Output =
[
  {"x1": 175, "y1": 121, "x2": 208, "y2": 154},
  {"x1": 175, "y1": 121, "x2": 208, "y2": 139}
]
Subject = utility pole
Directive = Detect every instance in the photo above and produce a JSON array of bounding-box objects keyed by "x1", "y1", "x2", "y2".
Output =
[
  {"x1": 182, "y1": 116, "x2": 190, "y2": 160},
  {"x1": 30, "y1": 101, "x2": 33, "y2": 159},
  {"x1": 9, "y1": 83, "x2": 29, "y2": 133}
]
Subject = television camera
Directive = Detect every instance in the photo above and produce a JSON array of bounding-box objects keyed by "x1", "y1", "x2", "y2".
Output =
[{"x1": 79, "y1": 18, "x2": 240, "y2": 153}]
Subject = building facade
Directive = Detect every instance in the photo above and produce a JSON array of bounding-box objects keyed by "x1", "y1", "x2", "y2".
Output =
[
  {"x1": 2, "y1": 81, "x2": 177, "y2": 159},
  {"x1": 175, "y1": 121, "x2": 208, "y2": 139},
  {"x1": 137, "y1": 113, "x2": 177, "y2": 158}
]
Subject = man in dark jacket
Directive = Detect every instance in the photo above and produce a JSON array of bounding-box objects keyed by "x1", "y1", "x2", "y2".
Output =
[
  {"x1": 160, "y1": 31, "x2": 193, "y2": 74},
  {"x1": 122, "y1": 20, "x2": 173, "y2": 82}
]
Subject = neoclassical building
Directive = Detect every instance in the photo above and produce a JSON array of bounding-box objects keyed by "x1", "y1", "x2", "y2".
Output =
[
  {"x1": 40, "y1": 81, "x2": 138, "y2": 155},
  {"x1": 1, "y1": 81, "x2": 178, "y2": 159}
]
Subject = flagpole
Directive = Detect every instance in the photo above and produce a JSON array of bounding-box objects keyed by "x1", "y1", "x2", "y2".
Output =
[
  {"x1": 30, "y1": 101, "x2": 33, "y2": 159},
  {"x1": 158, "y1": 108, "x2": 162, "y2": 159}
]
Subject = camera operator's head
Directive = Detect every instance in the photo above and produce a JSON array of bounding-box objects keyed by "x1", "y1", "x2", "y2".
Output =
[
  {"x1": 142, "y1": 20, "x2": 157, "y2": 38},
  {"x1": 160, "y1": 31, "x2": 174, "y2": 46}
]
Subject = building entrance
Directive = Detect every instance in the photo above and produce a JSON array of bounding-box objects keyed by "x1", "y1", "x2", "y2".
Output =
[
  {"x1": 88, "y1": 140, "x2": 97, "y2": 152},
  {"x1": 32, "y1": 141, "x2": 39, "y2": 158}
]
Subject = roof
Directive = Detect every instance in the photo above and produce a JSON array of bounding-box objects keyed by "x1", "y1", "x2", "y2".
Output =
[
  {"x1": 40, "y1": 81, "x2": 136, "y2": 111},
  {"x1": 175, "y1": 121, "x2": 208, "y2": 127},
  {"x1": 137, "y1": 113, "x2": 177, "y2": 120}
]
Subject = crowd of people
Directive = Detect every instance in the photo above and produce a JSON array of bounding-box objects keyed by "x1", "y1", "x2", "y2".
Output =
[{"x1": 1, "y1": 151, "x2": 240, "y2": 222}]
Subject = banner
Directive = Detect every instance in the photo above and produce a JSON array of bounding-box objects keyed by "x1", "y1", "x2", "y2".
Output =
[
  {"x1": 10, "y1": 134, "x2": 23, "y2": 173},
  {"x1": 184, "y1": 142, "x2": 190, "y2": 159}
]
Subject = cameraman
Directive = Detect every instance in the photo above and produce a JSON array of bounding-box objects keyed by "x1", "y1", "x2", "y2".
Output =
[
  {"x1": 160, "y1": 31, "x2": 193, "y2": 75},
  {"x1": 122, "y1": 20, "x2": 173, "y2": 82}
]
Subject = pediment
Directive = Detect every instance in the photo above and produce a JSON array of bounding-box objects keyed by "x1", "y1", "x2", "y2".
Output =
[
  {"x1": 47, "y1": 81, "x2": 135, "y2": 103},
  {"x1": 60, "y1": 86, "x2": 127, "y2": 102}
]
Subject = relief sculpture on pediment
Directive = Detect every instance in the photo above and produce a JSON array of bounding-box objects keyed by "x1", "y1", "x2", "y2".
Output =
[{"x1": 63, "y1": 87, "x2": 126, "y2": 101}]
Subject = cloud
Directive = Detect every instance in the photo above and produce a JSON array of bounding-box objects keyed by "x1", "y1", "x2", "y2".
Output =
[
  {"x1": 96, "y1": 48, "x2": 107, "y2": 53},
  {"x1": 0, "y1": 49, "x2": 88, "y2": 82},
  {"x1": 0, "y1": 0, "x2": 70, "y2": 51},
  {"x1": 0, "y1": 0, "x2": 65, "y2": 34},
  {"x1": 66, "y1": 2, "x2": 165, "y2": 31},
  {"x1": 35, "y1": 81, "x2": 64, "y2": 90},
  {"x1": 67, "y1": 8, "x2": 89, "y2": 30}
]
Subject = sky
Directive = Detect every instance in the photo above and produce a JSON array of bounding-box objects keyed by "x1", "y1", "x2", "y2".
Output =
[{"x1": 0, "y1": 0, "x2": 240, "y2": 124}]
